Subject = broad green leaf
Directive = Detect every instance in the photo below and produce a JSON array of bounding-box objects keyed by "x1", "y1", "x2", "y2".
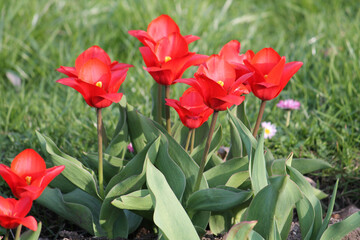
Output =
[
  {"x1": 320, "y1": 212, "x2": 360, "y2": 240},
  {"x1": 20, "y1": 222, "x2": 42, "y2": 240},
  {"x1": 36, "y1": 188, "x2": 104, "y2": 236},
  {"x1": 112, "y1": 189, "x2": 153, "y2": 211},
  {"x1": 313, "y1": 186, "x2": 328, "y2": 200},
  {"x1": 251, "y1": 131, "x2": 268, "y2": 195},
  {"x1": 228, "y1": 116, "x2": 243, "y2": 159},
  {"x1": 186, "y1": 188, "x2": 252, "y2": 212},
  {"x1": 209, "y1": 211, "x2": 233, "y2": 234},
  {"x1": 288, "y1": 166, "x2": 323, "y2": 239},
  {"x1": 248, "y1": 230, "x2": 265, "y2": 240},
  {"x1": 204, "y1": 156, "x2": 248, "y2": 188},
  {"x1": 236, "y1": 101, "x2": 251, "y2": 130},
  {"x1": 106, "y1": 100, "x2": 128, "y2": 158},
  {"x1": 226, "y1": 171, "x2": 249, "y2": 188},
  {"x1": 246, "y1": 175, "x2": 302, "y2": 240},
  {"x1": 101, "y1": 138, "x2": 160, "y2": 238},
  {"x1": 224, "y1": 221, "x2": 257, "y2": 240},
  {"x1": 270, "y1": 158, "x2": 331, "y2": 175},
  {"x1": 296, "y1": 197, "x2": 315, "y2": 240},
  {"x1": 191, "y1": 125, "x2": 222, "y2": 167},
  {"x1": 146, "y1": 159, "x2": 199, "y2": 240},
  {"x1": 36, "y1": 131, "x2": 100, "y2": 199},
  {"x1": 316, "y1": 179, "x2": 339, "y2": 240}
]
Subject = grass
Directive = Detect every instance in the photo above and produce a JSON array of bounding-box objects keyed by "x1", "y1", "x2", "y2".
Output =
[{"x1": 0, "y1": 0, "x2": 359, "y2": 231}]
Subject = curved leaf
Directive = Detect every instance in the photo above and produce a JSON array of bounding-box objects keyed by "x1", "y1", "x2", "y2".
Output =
[
  {"x1": 224, "y1": 221, "x2": 257, "y2": 240},
  {"x1": 251, "y1": 131, "x2": 268, "y2": 195},
  {"x1": 112, "y1": 189, "x2": 153, "y2": 211},
  {"x1": 20, "y1": 222, "x2": 42, "y2": 240},
  {"x1": 320, "y1": 212, "x2": 360, "y2": 240}
]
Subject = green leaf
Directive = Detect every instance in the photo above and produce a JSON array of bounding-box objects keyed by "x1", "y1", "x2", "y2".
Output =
[
  {"x1": 187, "y1": 188, "x2": 252, "y2": 212},
  {"x1": 224, "y1": 221, "x2": 257, "y2": 240},
  {"x1": 20, "y1": 222, "x2": 42, "y2": 240},
  {"x1": 171, "y1": 121, "x2": 209, "y2": 149},
  {"x1": 204, "y1": 156, "x2": 248, "y2": 188},
  {"x1": 270, "y1": 158, "x2": 331, "y2": 175},
  {"x1": 36, "y1": 131, "x2": 100, "y2": 199},
  {"x1": 320, "y1": 212, "x2": 360, "y2": 240},
  {"x1": 316, "y1": 179, "x2": 339, "y2": 240},
  {"x1": 251, "y1": 131, "x2": 268, "y2": 195},
  {"x1": 146, "y1": 159, "x2": 199, "y2": 240},
  {"x1": 105, "y1": 100, "x2": 129, "y2": 158},
  {"x1": 226, "y1": 171, "x2": 250, "y2": 188},
  {"x1": 296, "y1": 197, "x2": 315, "y2": 240},
  {"x1": 36, "y1": 188, "x2": 104, "y2": 236},
  {"x1": 112, "y1": 189, "x2": 153, "y2": 211},
  {"x1": 246, "y1": 175, "x2": 302, "y2": 240},
  {"x1": 248, "y1": 230, "x2": 265, "y2": 240},
  {"x1": 209, "y1": 211, "x2": 233, "y2": 235}
]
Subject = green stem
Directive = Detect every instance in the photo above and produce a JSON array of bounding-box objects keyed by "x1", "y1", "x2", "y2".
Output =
[
  {"x1": 253, "y1": 100, "x2": 267, "y2": 138},
  {"x1": 5, "y1": 229, "x2": 9, "y2": 240},
  {"x1": 15, "y1": 224, "x2": 22, "y2": 240},
  {"x1": 286, "y1": 110, "x2": 291, "y2": 127},
  {"x1": 157, "y1": 84, "x2": 162, "y2": 125},
  {"x1": 184, "y1": 128, "x2": 193, "y2": 152},
  {"x1": 97, "y1": 108, "x2": 104, "y2": 199},
  {"x1": 165, "y1": 85, "x2": 171, "y2": 134},
  {"x1": 190, "y1": 128, "x2": 195, "y2": 154},
  {"x1": 193, "y1": 111, "x2": 219, "y2": 192}
]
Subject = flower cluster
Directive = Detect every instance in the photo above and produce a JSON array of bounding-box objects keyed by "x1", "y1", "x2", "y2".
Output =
[{"x1": 0, "y1": 149, "x2": 64, "y2": 232}]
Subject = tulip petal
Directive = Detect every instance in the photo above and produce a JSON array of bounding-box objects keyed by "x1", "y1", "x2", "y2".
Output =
[
  {"x1": 0, "y1": 165, "x2": 27, "y2": 198},
  {"x1": 108, "y1": 68, "x2": 130, "y2": 93},
  {"x1": 155, "y1": 33, "x2": 189, "y2": 61},
  {"x1": 147, "y1": 15, "x2": 180, "y2": 42},
  {"x1": 184, "y1": 35, "x2": 200, "y2": 44},
  {"x1": 266, "y1": 57, "x2": 286, "y2": 85},
  {"x1": 280, "y1": 61, "x2": 303, "y2": 89},
  {"x1": 144, "y1": 66, "x2": 174, "y2": 85},
  {"x1": 140, "y1": 46, "x2": 160, "y2": 67},
  {"x1": 251, "y1": 47, "x2": 281, "y2": 64},
  {"x1": 75, "y1": 46, "x2": 111, "y2": 71},
  {"x1": 56, "y1": 66, "x2": 78, "y2": 78},
  {"x1": 11, "y1": 149, "x2": 46, "y2": 178},
  {"x1": 128, "y1": 30, "x2": 155, "y2": 49},
  {"x1": 13, "y1": 197, "x2": 33, "y2": 218},
  {"x1": 19, "y1": 216, "x2": 38, "y2": 231},
  {"x1": 219, "y1": 40, "x2": 242, "y2": 64},
  {"x1": 78, "y1": 58, "x2": 111, "y2": 85}
]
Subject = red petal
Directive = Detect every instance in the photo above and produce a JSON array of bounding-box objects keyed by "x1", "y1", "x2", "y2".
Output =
[
  {"x1": 11, "y1": 149, "x2": 46, "y2": 178},
  {"x1": 155, "y1": 33, "x2": 189, "y2": 61},
  {"x1": 280, "y1": 61, "x2": 303, "y2": 89},
  {"x1": 0, "y1": 165, "x2": 27, "y2": 198},
  {"x1": 144, "y1": 66, "x2": 174, "y2": 85},
  {"x1": 13, "y1": 197, "x2": 33, "y2": 218},
  {"x1": 78, "y1": 58, "x2": 111, "y2": 85},
  {"x1": 147, "y1": 15, "x2": 180, "y2": 42},
  {"x1": 266, "y1": 57, "x2": 286, "y2": 85},
  {"x1": 108, "y1": 68, "x2": 130, "y2": 93},
  {"x1": 184, "y1": 35, "x2": 200, "y2": 44},
  {"x1": 128, "y1": 30, "x2": 155, "y2": 49},
  {"x1": 219, "y1": 40, "x2": 241, "y2": 63},
  {"x1": 75, "y1": 46, "x2": 111, "y2": 71},
  {"x1": 19, "y1": 216, "x2": 38, "y2": 231},
  {"x1": 56, "y1": 66, "x2": 78, "y2": 78},
  {"x1": 251, "y1": 47, "x2": 281, "y2": 64},
  {"x1": 139, "y1": 46, "x2": 160, "y2": 67}
]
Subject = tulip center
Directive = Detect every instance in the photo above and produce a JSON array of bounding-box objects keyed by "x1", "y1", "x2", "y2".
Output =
[
  {"x1": 265, "y1": 128, "x2": 270, "y2": 135},
  {"x1": 25, "y1": 176, "x2": 32, "y2": 185},
  {"x1": 164, "y1": 56, "x2": 172, "y2": 63},
  {"x1": 96, "y1": 81, "x2": 103, "y2": 88},
  {"x1": 217, "y1": 81, "x2": 224, "y2": 87},
  {"x1": 264, "y1": 74, "x2": 268, "y2": 79}
]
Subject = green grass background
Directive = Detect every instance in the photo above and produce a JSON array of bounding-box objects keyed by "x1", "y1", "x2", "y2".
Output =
[{"x1": 0, "y1": 0, "x2": 359, "y2": 184}]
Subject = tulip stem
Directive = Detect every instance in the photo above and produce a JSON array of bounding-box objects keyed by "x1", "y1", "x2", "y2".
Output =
[
  {"x1": 157, "y1": 84, "x2": 162, "y2": 125},
  {"x1": 15, "y1": 224, "x2": 22, "y2": 240},
  {"x1": 165, "y1": 85, "x2": 171, "y2": 134},
  {"x1": 97, "y1": 108, "x2": 104, "y2": 199},
  {"x1": 190, "y1": 128, "x2": 195, "y2": 154},
  {"x1": 185, "y1": 128, "x2": 193, "y2": 152},
  {"x1": 5, "y1": 229, "x2": 9, "y2": 240},
  {"x1": 253, "y1": 100, "x2": 267, "y2": 137},
  {"x1": 286, "y1": 110, "x2": 291, "y2": 127},
  {"x1": 193, "y1": 111, "x2": 218, "y2": 192}
]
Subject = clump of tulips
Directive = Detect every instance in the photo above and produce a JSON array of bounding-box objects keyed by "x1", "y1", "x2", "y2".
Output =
[{"x1": 2, "y1": 14, "x2": 360, "y2": 240}]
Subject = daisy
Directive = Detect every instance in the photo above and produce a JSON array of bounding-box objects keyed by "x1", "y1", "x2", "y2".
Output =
[{"x1": 261, "y1": 122, "x2": 277, "y2": 139}]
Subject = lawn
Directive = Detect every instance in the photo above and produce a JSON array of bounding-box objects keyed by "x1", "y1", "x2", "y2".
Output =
[{"x1": 0, "y1": 0, "x2": 359, "y2": 236}]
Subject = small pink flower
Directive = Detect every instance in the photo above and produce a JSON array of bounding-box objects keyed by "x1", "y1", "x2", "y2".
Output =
[
  {"x1": 276, "y1": 99, "x2": 301, "y2": 110},
  {"x1": 261, "y1": 122, "x2": 277, "y2": 139},
  {"x1": 127, "y1": 143, "x2": 134, "y2": 153}
]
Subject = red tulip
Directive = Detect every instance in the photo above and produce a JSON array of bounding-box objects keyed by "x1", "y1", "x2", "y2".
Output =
[
  {"x1": 0, "y1": 149, "x2": 65, "y2": 200},
  {"x1": 129, "y1": 15, "x2": 207, "y2": 85},
  {"x1": 57, "y1": 46, "x2": 133, "y2": 108},
  {"x1": 165, "y1": 87, "x2": 213, "y2": 129},
  {"x1": 0, "y1": 197, "x2": 37, "y2": 231},
  {"x1": 243, "y1": 47, "x2": 303, "y2": 100},
  {"x1": 175, "y1": 55, "x2": 252, "y2": 111}
]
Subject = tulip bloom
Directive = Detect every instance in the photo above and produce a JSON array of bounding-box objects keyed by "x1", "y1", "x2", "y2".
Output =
[
  {"x1": 244, "y1": 48, "x2": 303, "y2": 100},
  {"x1": 0, "y1": 197, "x2": 37, "y2": 231},
  {"x1": 0, "y1": 149, "x2": 65, "y2": 200},
  {"x1": 129, "y1": 15, "x2": 207, "y2": 85},
  {"x1": 165, "y1": 87, "x2": 213, "y2": 129},
  {"x1": 175, "y1": 55, "x2": 252, "y2": 111},
  {"x1": 57, "y1": 45, "x2": 133, "y2": 108}
]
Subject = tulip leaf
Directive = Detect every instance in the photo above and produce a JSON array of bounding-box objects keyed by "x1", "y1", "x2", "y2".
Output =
[
  {"x1": 209, "y1": 211, "x2": 233, "y2": 234},
  {"x1": 224, "y1": 221, "x2": 257, "y2": 240},
  {"x1": 105, "y1": 101, "x2": 129, "y2": 158},
  {"x1": 270, "y1": 158, "x2": 331, "y2": 175},
  {"x1": 36, "y1": 188, "x2": 104, "y2": 236},
  {"x1": 112, "y1": 189, "x2": 153, "y2": 211},
  {"x1": 228, "y1": 117, "x2": 244, "y2": 159},
  {"x1": 186, "y1": 188, "x2": 252, "y2": 212},
  {"x1": 146, "y1": 159, "x2": 200, "y2": 240},
  {"x1": 36, "y1": 131, "x2": 100, "y2": 199},
  {"x1": 101, "y1": 138, "x2": 160, "y2": 238},
  {"x1": 20, "y1": 222, "x2": 42, "y2": 240},
  {"x1": 251, "y1": 131, "x2": 268, "y2": 195},
  {"x1": 248, "y1": 230, "x2": 265, "y2": 240},
  {"x1": 225, "y1": 171, "x2": 250, "y2": 188},
  {"x1": 204, "y1": 156, "x2": 248, "y2": 188},
  {"x1": 288, "y1": 166, "x2": 323, "y2": 239},
  {"x1": 320, "y1": 211, "x2": 360, "y2": 240},
  {"x1": 245, "y1": 175, "x2": 302, "y2": 240}
]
